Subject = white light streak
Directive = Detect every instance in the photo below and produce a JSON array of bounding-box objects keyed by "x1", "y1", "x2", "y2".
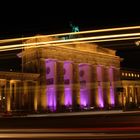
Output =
[
  {"x1": 0, "y1": 32, "x2": 140, "y2": 51},
  {"x1": 1, "y1": 25, "x2": 140, "y2": 43},
  {"x1": 0, "y1": 36, "x2": 140, "y2": 52}
]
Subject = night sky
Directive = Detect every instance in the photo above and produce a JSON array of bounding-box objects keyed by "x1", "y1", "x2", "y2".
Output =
[{"x1": 0, "y1": 2, "x2": 140, "y2": 71}]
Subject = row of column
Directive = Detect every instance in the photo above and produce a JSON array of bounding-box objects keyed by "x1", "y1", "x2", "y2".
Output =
[
  {"x1": 0, "y1": 79, "x2": 38, "y2": 113},
  {"x1": 122, "y1": 85, "x2": 140, "y2": 107},
  {"x1": 40, "y1": 59, "x2": 120, "y2": 112}
]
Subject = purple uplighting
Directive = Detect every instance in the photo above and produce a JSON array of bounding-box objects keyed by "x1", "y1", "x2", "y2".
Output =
[
  {"x1": 110, "y1": 86, "x2": 115, "y2": 106},
  {"x1": 98, "y1": 85, "x2": 104, "y2": 108},
  {"x1": 64, "y1": 88, "x2": 72, "y2": 106},
  {"x1": 80, "y1": 89, "x2": 89, "y2": 107},
  {"x1": 109, "y1": 67, "x2": 115, "y2": 106},
  {"x1": 64, "y1": 61, "x2": 73, "y2": 107},
  {"x1": 47, "y1": 88, "x2": 56, "y2": 111},
  {"x1": 97, "y1": 65, "x2": 104, "y2": 108},
  {"x1": 45, "y1": 59, "x2": 57, "y2": 111},
  {"x1": 79, "y1": 64, "x2": 91, "y2": 108}
]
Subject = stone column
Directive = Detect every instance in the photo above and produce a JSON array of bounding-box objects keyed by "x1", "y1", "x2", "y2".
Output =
[
  {"x1": 34, "y1": 81, "x2": 39, "y2": 112},
  {"x1": 113, "y1": 67, "x2": 121, "y2": 107},
  {"x1": 39, "y1": 59, "x2": 47, "y2": 111},
  {"x1": 78, "y1": 63, "x2": 92, "y2": 109},
  {"x1": 124, "y1": 86, "x2": 128, "y2": 105},
  {"x1": 134, "y1": 85, "x2": 140, "y2": 105},
  {"x1": 129, "y1": 86, "x2": 134, "y2": 103},
  {"x1": 90, "y1": 65, "x2": 97, "y2": 108},
  {"x1": 27, "y1": 81, "x2": 33, "y2": 112},
  {"x1": 45, "y1": 59, "x2": 57, "y2": 112},
  {"x1": 9, "y1": 80, "x2": 16, "y2": 111},
  {"x1": 0, "y1": 79, "x2": 6, "y2": 112},
  {"x1": 16, "y1": 80, "x2": 23, "y2": 111},
  {"x1": 108, "y1": 67, "x2": 115, "y2": 107},
  {"x1": 6, "y1": 80, "x2": 10, "y2": 112},
  {"x1": 137, "y1": 86, "x2": 140, "y2": 105},
  {"x1": 73, "y1": 63, "x2": 80, "y2": 110},
  {"x1": 23, "y1": 81, "x2": 28, "y2": 110},
  {"x1": 96, "y1": 65, "x2": 104, "y2": 108},
  {"x1": 23, "y1": 80, "x2": 35, "y2": 112},
  {"x1": 56, "y1": 61, "x2": 64, "y2": 111},
  {"x1": 122, "y1": 86, "x2": 126, "y2": 107},
  {"x1": 63, "y1": 61, "x2": 73, "y2": 109}
]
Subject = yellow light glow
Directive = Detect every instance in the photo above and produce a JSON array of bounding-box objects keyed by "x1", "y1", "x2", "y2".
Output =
[
  {"x1": 1, "y1": 33, "x2": 140, "y2": 52},
  {"x1": 122, "y1": 73, "x2": 124, "y2": 76},
  {"x1": 125, "y1": 73, "x2": 128, "y2": 76},
  {"x1": 7, "y1": 101, "x2": 11, "y2": 112},
  {"x1": 1, "y1": 25, "x2": 140, "y2": 44},
  {"x1": 34, "y1": 84, "x2": 38, "y2": 112},
  {"x1": 51, "y1": 36, "x2": 140, "y2": 47}
]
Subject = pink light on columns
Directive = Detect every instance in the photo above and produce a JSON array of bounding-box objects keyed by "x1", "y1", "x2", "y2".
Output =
[
  {"x1": 109, "y1": 67, "x2": 115, "y2": 106},
  {"x1": 98, "y1": 85, "x2": 104, "y2": 108},
  {"x1": 110, "y1": 86, "x2": 115, "y2": 106},
  {"x1": 64, "y1": 61, "x2": 73, "y2": 107},
  {"x1": 79, "y1": 64, "x2": 91, "y2": 108},
  {"x1": 97, "y1": 65, "x2": 104, "y2": 108},
  {"x1": 45, "y1": 59, "x2": 57, "y2": 111},
  {"x1": 46, "y1": 88, "x2": 56, "y2": 111},
  {"x1": 64, "y1": 88, "x2": 72, "y2": 106}
]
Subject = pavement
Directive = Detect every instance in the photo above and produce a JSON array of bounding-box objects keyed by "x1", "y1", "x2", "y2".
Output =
[
  {"x1": 26, "y1": 110, "x2": 140, "y2": 118},
  {"x1": 0, "y1": 109, "x2": 140, "y2": 118}
]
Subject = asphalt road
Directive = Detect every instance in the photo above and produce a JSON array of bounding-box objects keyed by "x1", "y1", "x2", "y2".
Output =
[
  {"x1": 0, "y1": 111, "x2": 139, "y2": 139},
  {"x1": 0, "y1": 128, "x2": 140, "y2": 139},
  {"x1": 0, "y1": 111, "x2": 140, "y2": 128}
]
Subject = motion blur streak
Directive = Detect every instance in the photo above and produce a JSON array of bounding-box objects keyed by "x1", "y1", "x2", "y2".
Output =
[
  {"x1": 0, "y1": 128, "x2": 140, "y2": 139},
  {"x1": 1, "y1": 33, "x2": 140, "y2": 52},
  {"x1": 52, "y1": 36, "x2": 140, "y2": 46},
  {"x1": 0, "y1": 133, "x2": 139, "y2": 139},
  {"x1": 0, "y1": 127, "x2": 140, "y2": 132},
  {"x1": 1, "y1": 25, "x2": 140, "y2": 43}
]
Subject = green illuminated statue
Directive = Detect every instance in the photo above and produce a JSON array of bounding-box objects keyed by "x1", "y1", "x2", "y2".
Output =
[{"x1": 70, "y1": 23, "x2": 79, "y2": 32}]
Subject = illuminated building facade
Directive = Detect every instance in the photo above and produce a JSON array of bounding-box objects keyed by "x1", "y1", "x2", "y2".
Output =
[
  {"x1": 0, "y1": 36, "x2": 140, "y2": 113},
  {"x1": 0, "y1": 72, "x2": 39, "y2": 113},
  {"x1": 20, "y1": 36, "x2": 122, "y2": 112},
  {"x1": 120, "y1": 69, "x2": 140, "y2": 109}
]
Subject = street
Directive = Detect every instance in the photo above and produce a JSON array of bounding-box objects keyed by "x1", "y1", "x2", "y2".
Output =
[
  {"x1": 0, "y1": 111, "x2": 139, "y2": 139},
  {"x1": 0, "y1": 127, "x2": 139, "y2": 139}
]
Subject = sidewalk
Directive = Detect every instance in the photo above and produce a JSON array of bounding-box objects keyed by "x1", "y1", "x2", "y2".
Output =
[
  {"x1": 1, "y1": 109, "x2": 140, "y2": 118},
  {"x1": 26, "y1": 110, "x2": 140, "y2": 118}
]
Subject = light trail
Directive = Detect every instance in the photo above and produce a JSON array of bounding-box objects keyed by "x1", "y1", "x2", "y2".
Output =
[
  {"x1": 0, "y1": 32, "x2": 140, "y2": 52},
  {"x1": 51, "y1": 36, "x2": 140, "y2": 47},
  {"x1": 0, "y1": 127, "x2": 140, "y2": 133},
  {"x1": 0, "y1": 35, "x2": 140, "y2": 52},
  {"x1": 1, "y1": 25, "x2": 140, "y2": 44},
  {"x1": 0, "y1": 132, "x2": 139, "y2": 139},
  {"x1": 0, "y1": 127, "x2": 139, "y2": 139}
]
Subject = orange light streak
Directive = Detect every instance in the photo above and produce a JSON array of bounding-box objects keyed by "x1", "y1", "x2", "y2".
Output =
[
  {"x1": 0, "y1": 36, "x2": 140, "y2": 52},
  {"x1": 0, "y1": 32, "x2": 140, "y2": 50},
  {"x1": 1, "y1": 25, "x2": 140, "y2": 43}
]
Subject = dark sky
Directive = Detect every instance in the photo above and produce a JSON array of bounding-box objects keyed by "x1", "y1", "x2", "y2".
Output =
[
  {"x1": 0, "y1": 2, "x2": 140, "y2": 71},
  {"x1": 1, "y1": 2, "x2": 140, "y2": 38}
]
